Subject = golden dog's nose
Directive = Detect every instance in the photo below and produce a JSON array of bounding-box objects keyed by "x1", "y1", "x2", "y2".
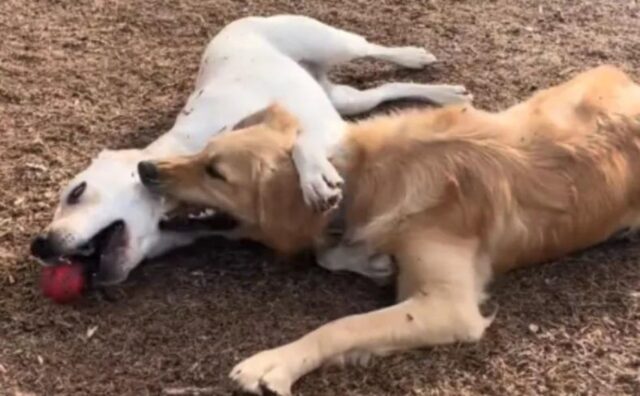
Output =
[{"x1": 138, "y1": 161, "x2": 159, "y2": 186}]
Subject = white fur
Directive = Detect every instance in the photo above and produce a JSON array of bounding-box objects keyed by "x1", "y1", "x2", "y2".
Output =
[{"x1": 41, "y1": 15, "x2": 470, "y2": 285}]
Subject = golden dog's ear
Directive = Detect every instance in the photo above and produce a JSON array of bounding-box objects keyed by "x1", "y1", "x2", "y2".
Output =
[
  {"x1": 231, "y1": 107, "x2": 272, "y2": 131},
  {"x1": 231, "y1": 103, "x2": 299, "y2": 140}
]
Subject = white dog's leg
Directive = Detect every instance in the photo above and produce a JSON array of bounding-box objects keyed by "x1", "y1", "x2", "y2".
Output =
[
  {"x1": 291, "y1": 133, "x2": 345, "y2": 212},
  {"x1": 254, "y1": 15, "x2": 437, "y2": 69},
  {"x1": 317, "y1": 36, "x2": 438, "y2": 70},
  {"x1": 251, "y1": 16, "x2": 452, "y2": 212},
  {"x1": 325, "y1": 82, "x2": 472, "y2": 116},
  {"x1": 317, "y1": 243, "x2": 394, "y2": 285}
]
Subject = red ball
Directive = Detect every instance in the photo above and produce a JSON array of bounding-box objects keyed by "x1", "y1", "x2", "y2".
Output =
[{"x1": 40, "y1": 261, "x2": 87, "y2": 304}]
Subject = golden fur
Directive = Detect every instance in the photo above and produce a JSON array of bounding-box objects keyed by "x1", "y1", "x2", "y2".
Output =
[{"x1": 144, "y1": 65, "x2": 640, "y2": 395}]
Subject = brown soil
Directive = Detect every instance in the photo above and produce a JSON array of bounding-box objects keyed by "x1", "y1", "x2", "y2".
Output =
[{"x1": 1, "y1": 0, "x2": 639, "y2": 395}]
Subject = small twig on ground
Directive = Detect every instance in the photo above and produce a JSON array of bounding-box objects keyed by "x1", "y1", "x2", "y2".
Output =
[{"x1": 162, "y1": 386, "x2": 216, "y2": 396}]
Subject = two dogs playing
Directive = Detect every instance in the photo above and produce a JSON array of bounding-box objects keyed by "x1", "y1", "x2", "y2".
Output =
[
  {"x1": 140, "y1": 65, "x2": 640, "y2": 395},
  {"x1": 31, "y1": 15, "x2": 468, "y2": 285},
  {"x1": 30, "y1": 14, "x2": 640, "y2": 396}
]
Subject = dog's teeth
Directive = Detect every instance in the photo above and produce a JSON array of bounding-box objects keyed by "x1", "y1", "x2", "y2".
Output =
[
  {"x1": 204, "y1": 208, "x2": 215, "y2": 216},
  {"x1": 78, "y1": 244, "x2": 95, "y2": 256}
]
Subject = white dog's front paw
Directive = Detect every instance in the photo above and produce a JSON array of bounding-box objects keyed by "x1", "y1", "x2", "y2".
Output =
[
  {"x1": 230, "y1": 349, "x2": 296, "y2": 396},
  {"x1": 366, "y1": 254, "x2": 396, "y2": 286},
  {"x1": 430, "y1": 85, "x2": 473, "y2": 105},
  {"x1": 298, "y1": 157, "x2": 343, "y2": 213},
  {"x1": 392, "y1": 46, "x2": 438, "y2": 69}
]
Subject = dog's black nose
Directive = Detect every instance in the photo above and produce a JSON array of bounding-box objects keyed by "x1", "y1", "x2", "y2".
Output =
[
  {"x1": 138, "y1": 161, "x2": 159, "y2": 185},
  {"x1": 30, "y1": 234, "x2": 57, "y2": 260}
]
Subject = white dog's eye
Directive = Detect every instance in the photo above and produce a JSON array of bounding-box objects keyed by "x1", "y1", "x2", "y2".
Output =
[{"x1": 67, "y1": 182, "x2": 87, "y2": 205}]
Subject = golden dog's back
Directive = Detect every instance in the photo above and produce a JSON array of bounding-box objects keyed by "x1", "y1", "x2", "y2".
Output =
[{"x1": 345, "y1": 66, "x2": 640, "y2": 272}]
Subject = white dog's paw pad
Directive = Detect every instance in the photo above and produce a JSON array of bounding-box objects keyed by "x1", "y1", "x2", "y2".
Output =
[{"x1": 392, "y1": 47, "x2": 438, "y2": 69}]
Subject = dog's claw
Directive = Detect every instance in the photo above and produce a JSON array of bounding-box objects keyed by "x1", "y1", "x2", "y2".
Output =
[
  {"x1": 391, "y1": 46, "x2": 438, "y2": 69},
  {"x1": 327, "y1": 195, "x2": 339, "y2": 207},
  {"x1": 430, "y1": 84, "x2": 473, "y2": 105},
  {"x1": 322, "y1": 174, "x2": 343, "y2": 189}
]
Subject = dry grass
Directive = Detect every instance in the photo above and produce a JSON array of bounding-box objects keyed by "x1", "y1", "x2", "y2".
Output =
[{"x1": 1, "y1": 0, "x2": 639, "y2": 395}]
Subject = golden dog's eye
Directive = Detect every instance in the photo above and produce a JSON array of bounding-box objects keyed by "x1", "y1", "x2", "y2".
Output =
[
  {"x1": 67, "y1": 182, "x2": 86, "y2": 205},
  {"x1": 205, "y1": 163, "x2": 226, "y2": 181}
]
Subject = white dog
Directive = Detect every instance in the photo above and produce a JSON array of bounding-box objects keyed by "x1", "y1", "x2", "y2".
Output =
[{"x1": 30, "y1": 15, "x2": 470, "y2": 285}]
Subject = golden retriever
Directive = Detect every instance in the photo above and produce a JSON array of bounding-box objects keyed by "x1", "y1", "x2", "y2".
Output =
[{"x1": 139, "y1": 65, "x2": 640, "y2": 395}]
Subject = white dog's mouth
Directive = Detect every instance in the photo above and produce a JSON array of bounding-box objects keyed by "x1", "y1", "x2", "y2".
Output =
[
  {"x1": 159, "y1": 205, "x2": 239, "y2": 232},
  {"x1": 41, "y1": 221, "x2": 129, "y2": 280}
]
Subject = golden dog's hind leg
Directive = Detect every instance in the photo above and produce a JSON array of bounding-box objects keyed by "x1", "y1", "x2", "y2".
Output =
[{"x1": 229, "y1": 231, "x2": 493, "y2": 396}]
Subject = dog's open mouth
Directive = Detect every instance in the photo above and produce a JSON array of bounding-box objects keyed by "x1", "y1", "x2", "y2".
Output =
[
  {"x1": 159, "y1": 205, "x2": 239, "y2": 232},
  {"x1": 56, "y1": 220, "x2": 128, "y2": 278}
]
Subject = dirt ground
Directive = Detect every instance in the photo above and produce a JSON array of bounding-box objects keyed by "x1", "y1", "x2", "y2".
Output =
[{"x1": 1, "y1": 0, "x2": 640, "y2": 395}]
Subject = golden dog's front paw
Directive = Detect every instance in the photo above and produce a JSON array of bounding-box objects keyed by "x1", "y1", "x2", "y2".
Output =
[{"x1": 230, "y1": 349, "x2": 296, "y2": 396}]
